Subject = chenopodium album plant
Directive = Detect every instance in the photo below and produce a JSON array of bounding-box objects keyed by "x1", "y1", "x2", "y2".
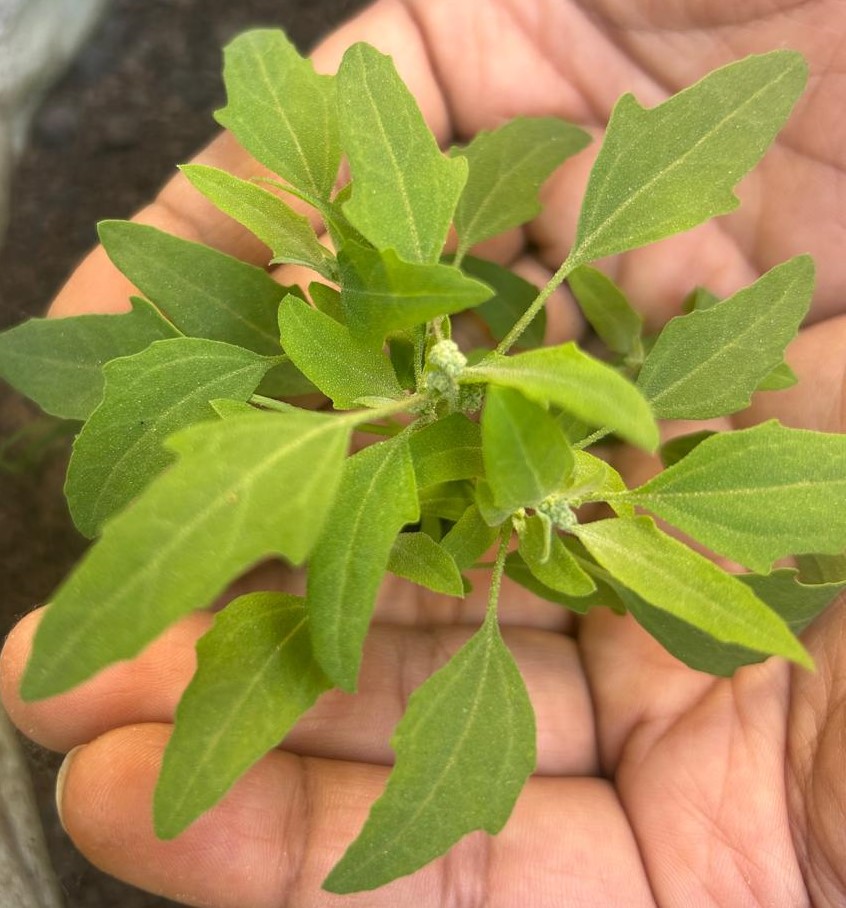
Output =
[{"x1": 2, "y1": 29, "x2": 846, "y2": 893}]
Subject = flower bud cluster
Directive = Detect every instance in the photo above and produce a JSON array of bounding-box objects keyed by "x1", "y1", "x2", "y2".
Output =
[
  {"x1": 536, "y1": 494, "x2": 577, "y2": 531},
  {"x1": 423, "y1": 339, "x2": 468, "y2": 409}
]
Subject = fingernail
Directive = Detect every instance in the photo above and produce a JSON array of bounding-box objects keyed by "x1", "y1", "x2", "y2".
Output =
[{"x1": 55, "y1": 745, "x2": 84, "y2": 831}]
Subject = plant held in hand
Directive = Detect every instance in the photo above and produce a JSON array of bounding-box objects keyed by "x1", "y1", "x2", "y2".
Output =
[{"x1": 1, "y1": 29, "x2": 844, "y2": 894}]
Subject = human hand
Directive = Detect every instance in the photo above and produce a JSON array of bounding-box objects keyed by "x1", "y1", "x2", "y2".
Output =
[{"x1": 3, "y1": 1, "x2": 845, "y2": 905}]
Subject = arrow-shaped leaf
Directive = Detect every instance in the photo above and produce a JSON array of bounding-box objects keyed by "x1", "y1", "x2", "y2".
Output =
[
  {"x1": 0, "y1": 298, "x2": 178, "y2": 421},
  {"x1": 154, "y1": 593, "x2": 330, "y2": 838},
  {"x1": 21, "y1": 410, "x2": 351, "y2": 700},
  {"x1": 337, "y1": 43, "x2": 467, "y2": 264},
  {"x1": 622, "y1": 420, "x2": 846, "y2": 572},
  {"x1": 637, "y1": 256, "x2": 813, "y2": 418},
  {"x1": 215, "y1": 29, "x2": 341, "y2": 201},
  {"x1": 323, "y1": 612, "x2": 535, "y2": 893},
  {"x1": 66, "y1": 338, "x2": 273, "y2": 537},
  {"x1": 568, "y1": 51, "x2": 807, "y2": 266}
]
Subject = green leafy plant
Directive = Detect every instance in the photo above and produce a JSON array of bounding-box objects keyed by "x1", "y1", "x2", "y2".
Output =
[{"x1": 2, "y1": 29, "x2": 844, "y2": 894}]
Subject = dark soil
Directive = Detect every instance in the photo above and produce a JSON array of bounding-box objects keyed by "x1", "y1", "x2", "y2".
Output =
[{"x1": 0, "y1": 1, "x2": 368, "y2": 905}]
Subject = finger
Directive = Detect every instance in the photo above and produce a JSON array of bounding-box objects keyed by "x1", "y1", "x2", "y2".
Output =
[
  {"x1": 56, "y1": 723, "x2": 654, "y2": 908},
  {"x1": 2, "y1": 605, "x2": 597, "y2": 775},
  {"x1": 50, "y1": 0, "x2": 454, "y2": 320}
]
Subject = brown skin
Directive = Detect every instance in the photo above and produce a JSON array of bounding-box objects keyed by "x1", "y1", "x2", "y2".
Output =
[{"x1": 2, "y1": 0, "x2": 845, "y2": 904}]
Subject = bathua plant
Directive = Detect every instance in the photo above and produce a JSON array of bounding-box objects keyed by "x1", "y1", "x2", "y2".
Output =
[{"x1": 2, "y1": 29, "x2": 846, "y2": 894}]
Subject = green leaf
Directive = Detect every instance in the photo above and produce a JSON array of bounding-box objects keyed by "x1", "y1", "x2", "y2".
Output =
[
  {"x1": 568, "y1": 51, "x2": 807, "y2": 266},
  {"x1": 308, "y1": 281, "x2": 345, "y2": 323},
  {"x1": 65, "y1": 338, "x2": 273, "y2": 537},
  {"x1": 419, "y1": 480, "x2": 475, "y2": 522},
  {"x1": 154, "y1": 593, "x2": 330, "y2": 838},
  {"x1": 277, "y1": 295, "x2": 401, "y2": 409},
  {"x1": 756, "y1": 361, "x2": 798, "y2": 392},
  {"x1": 180, "y1": 165, "x2": 336, "y2": 279},
  {"x1": 624, "y1": 420, "x2": 846, "y2": 572},
  {"x1": 622, "y1": 567, "x2": 846, "y2": 676},
  {"x1": 308, "y1": 437, "x2": 418, "y2": 691},
  {"x1": 210, "y1": 399, "x2": 259, "y2": 419},
  {"x1": 408, "y1": 413, "x2": 483, "y2": 488},
  {"x1": 565, "y1": 450, "x2": 634, "y2": 516},
  {"x1": 452, "y1": 117, "x2": 590, "y2": 258},
  {"x1": 215, "y1": 29, "x2": 341, "y2": 200},
  {"x1": 574, "y1": 516, "x2": 812, "y2": 667},
  {"x1": 323, "y1": 613, "x2": 535, "y2": 893},
  {"x1": 796, "y1": 551, "x2": 846, "y2": 584},
  {"x1": 337, "y1": 43, "x2": 467, "y2": 264},
  {"x1": 503, "y1": 551, "x2": 602, "y2": 614},
  {"x1": 20, "y1": 410, "x2": 351, "y2": 700},
  {"x1": 517, "y1": 515, "x2": 595, "y2": 596},
  {"x1": 440, "y1": 505, "x2": 499, "y2": 571},
  {"x1": 458, "y1": 256, "x2": 545, "y2": 350},
  {"x1": 98, "y1": 221, "x2": 291, "y2": 355},
  {"x1": 338, "y1": 242, "x2": 492, "y2": 343},
  {"x1": 659, "y1": 430, "x2": 717, "y2": 468},
  {"x1": 567, "y1": 266, "x2": 643, "y2": 358},
  {"x1": 0, "y1": 298, "x2": 178, "y2": 421},
  {"x1": 387, "y1": 532, "x2": 464, "y2": 597},
  {"x1": 464, "y1": 343, "x2": 659, "y2": 450},
  {"x1": 482, "y1": 386, "x2": 573, "y2": 512},
  {"x1": 474, "y1": 479, "x2": 512, "y2": 527},
  {"x1": 258, "y1": 357, "x2": 318, "y2": 398},
  {"x1": 637, "y1": 257, "x2": 813, "y2": 419}
]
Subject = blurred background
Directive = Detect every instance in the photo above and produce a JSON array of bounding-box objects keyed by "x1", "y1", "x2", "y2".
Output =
[{"x1": 0, "y1": 1, "x2": 369, "y2": 904}]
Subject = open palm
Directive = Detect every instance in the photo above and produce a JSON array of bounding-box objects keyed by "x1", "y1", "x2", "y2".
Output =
[{"x1": 3, "y1": 0, "x2": 845, "y2": 905}]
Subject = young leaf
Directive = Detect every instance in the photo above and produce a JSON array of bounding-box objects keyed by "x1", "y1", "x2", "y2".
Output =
[
  {"x1": 567, "y1": 51, "x2": 807, "y2": 266},
  {"x1": 440, "y1": 505, "x2": 499, "y2": 571},
  {"x1": 337, "y1": 43, "x2": 467, "y2": 264},
  {"x1": 98, "y1": 221, "x2": 291, "y2": 355},
  {"x1": 682, "y1": 286, "x2": 721, "y2": 313},
  {"x1": 154, "y1": 593, "x2": 330, "y2": 838},
  {"x1": 624, "y1": 420, "x2": 846, "y2": 572},
  {"x1": 277, "y1": 295, "x2": 401, "y2": 409},
  {"x1": 308, "y1": 437, "x2": 418, "y2": 691},
  {"x1": 0, "y1": 298, "x2": 178, "y2": 421},
  {"x1": 474, "y1": 479, "x2": 513, "y2": 527},
  {"x1": 567, "y1": 266, "x2": 643, "y2": 358},
  {"x1": 574, "y1": 516, "x2": 812, "y2": 667},
  {"x1": 407, "y1": 413, "x2": 483, "y2": 488},
  {"x1": 180, "y1": 165, "x2": 336, "y2": 279},
  {"x1": 452, "y1": 117, "x2": 590, "y2": 259},
  {"x1": 339, "y1": 242, "x2": 492, "y2": 343},
  {"x1": 637, "y1": 257, "x2": 813, "y2": 418},
  {"x1": 622, "y1": 567, "x2": 846, "y2": 676},
  {"x1": 387, "y1": 532, "x2": 464, "y2": 597},
  {"x1": 20, "y1": 410, "x2": 351, "y2": 700},
  {"x1": 323, "y1": 613, "x2": 535, "y2": 893},
  {"x1": 215, "y1": 29, "x2": 341, "y2": 201},
  {"x1": 464, "y1": 343, "x2": 659, "y2": 450},
  {"x1": 482, "y1": 386, "x2": 574, "y2": 512},
  {"x1": 66, "y1": 338, "x2": 273, "y2": 537},
  {"x1": 503, "y1": 551, "x2": 606, "y2": 614},
  {"x1": 459, "y1": 256, "x2": 546, "y2": 350},
  {"x1": 565, "y1": 450, "x2": 634, "y2": 517},
  {"x1": 517, "y1": 515, "x2": 595, "y2": 596}
]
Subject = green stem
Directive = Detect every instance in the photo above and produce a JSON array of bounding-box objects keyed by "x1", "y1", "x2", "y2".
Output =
[
  {"x1": 495, "y1": 254, "x2": 577, "y2": 355},
  {"x1": 573, "y1": 427, "x2": 612, "y2": 450},
  {"x1": 485, "y1": 525, "x2": 512, "y2": 621},
  {"x1": 343, "y1": 392, "x2": 427, "y2": 428}
]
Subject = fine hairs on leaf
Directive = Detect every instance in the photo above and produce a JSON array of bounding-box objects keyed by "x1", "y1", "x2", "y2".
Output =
[{"x1": 3, "y1": 27, "x2": 842, "y2": 897}]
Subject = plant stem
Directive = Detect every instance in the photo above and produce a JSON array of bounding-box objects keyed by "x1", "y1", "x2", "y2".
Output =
[
  {"x1": 574, "y1": 426, "x2": 612, "y2": 450},
  {"x1": 495, "y1": 254, "x2": 577, "y2": 355},
  {"x1": 485, "y1": 525, "x2": 512, "y2": 620},
  {"x1": 343, "y1": 392, "x2": 427, "y2": 428}
]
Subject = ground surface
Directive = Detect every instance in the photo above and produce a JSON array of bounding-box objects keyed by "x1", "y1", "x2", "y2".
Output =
[{"x1": 0, "y1": 1, "x2": 369, "y2": 904}]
